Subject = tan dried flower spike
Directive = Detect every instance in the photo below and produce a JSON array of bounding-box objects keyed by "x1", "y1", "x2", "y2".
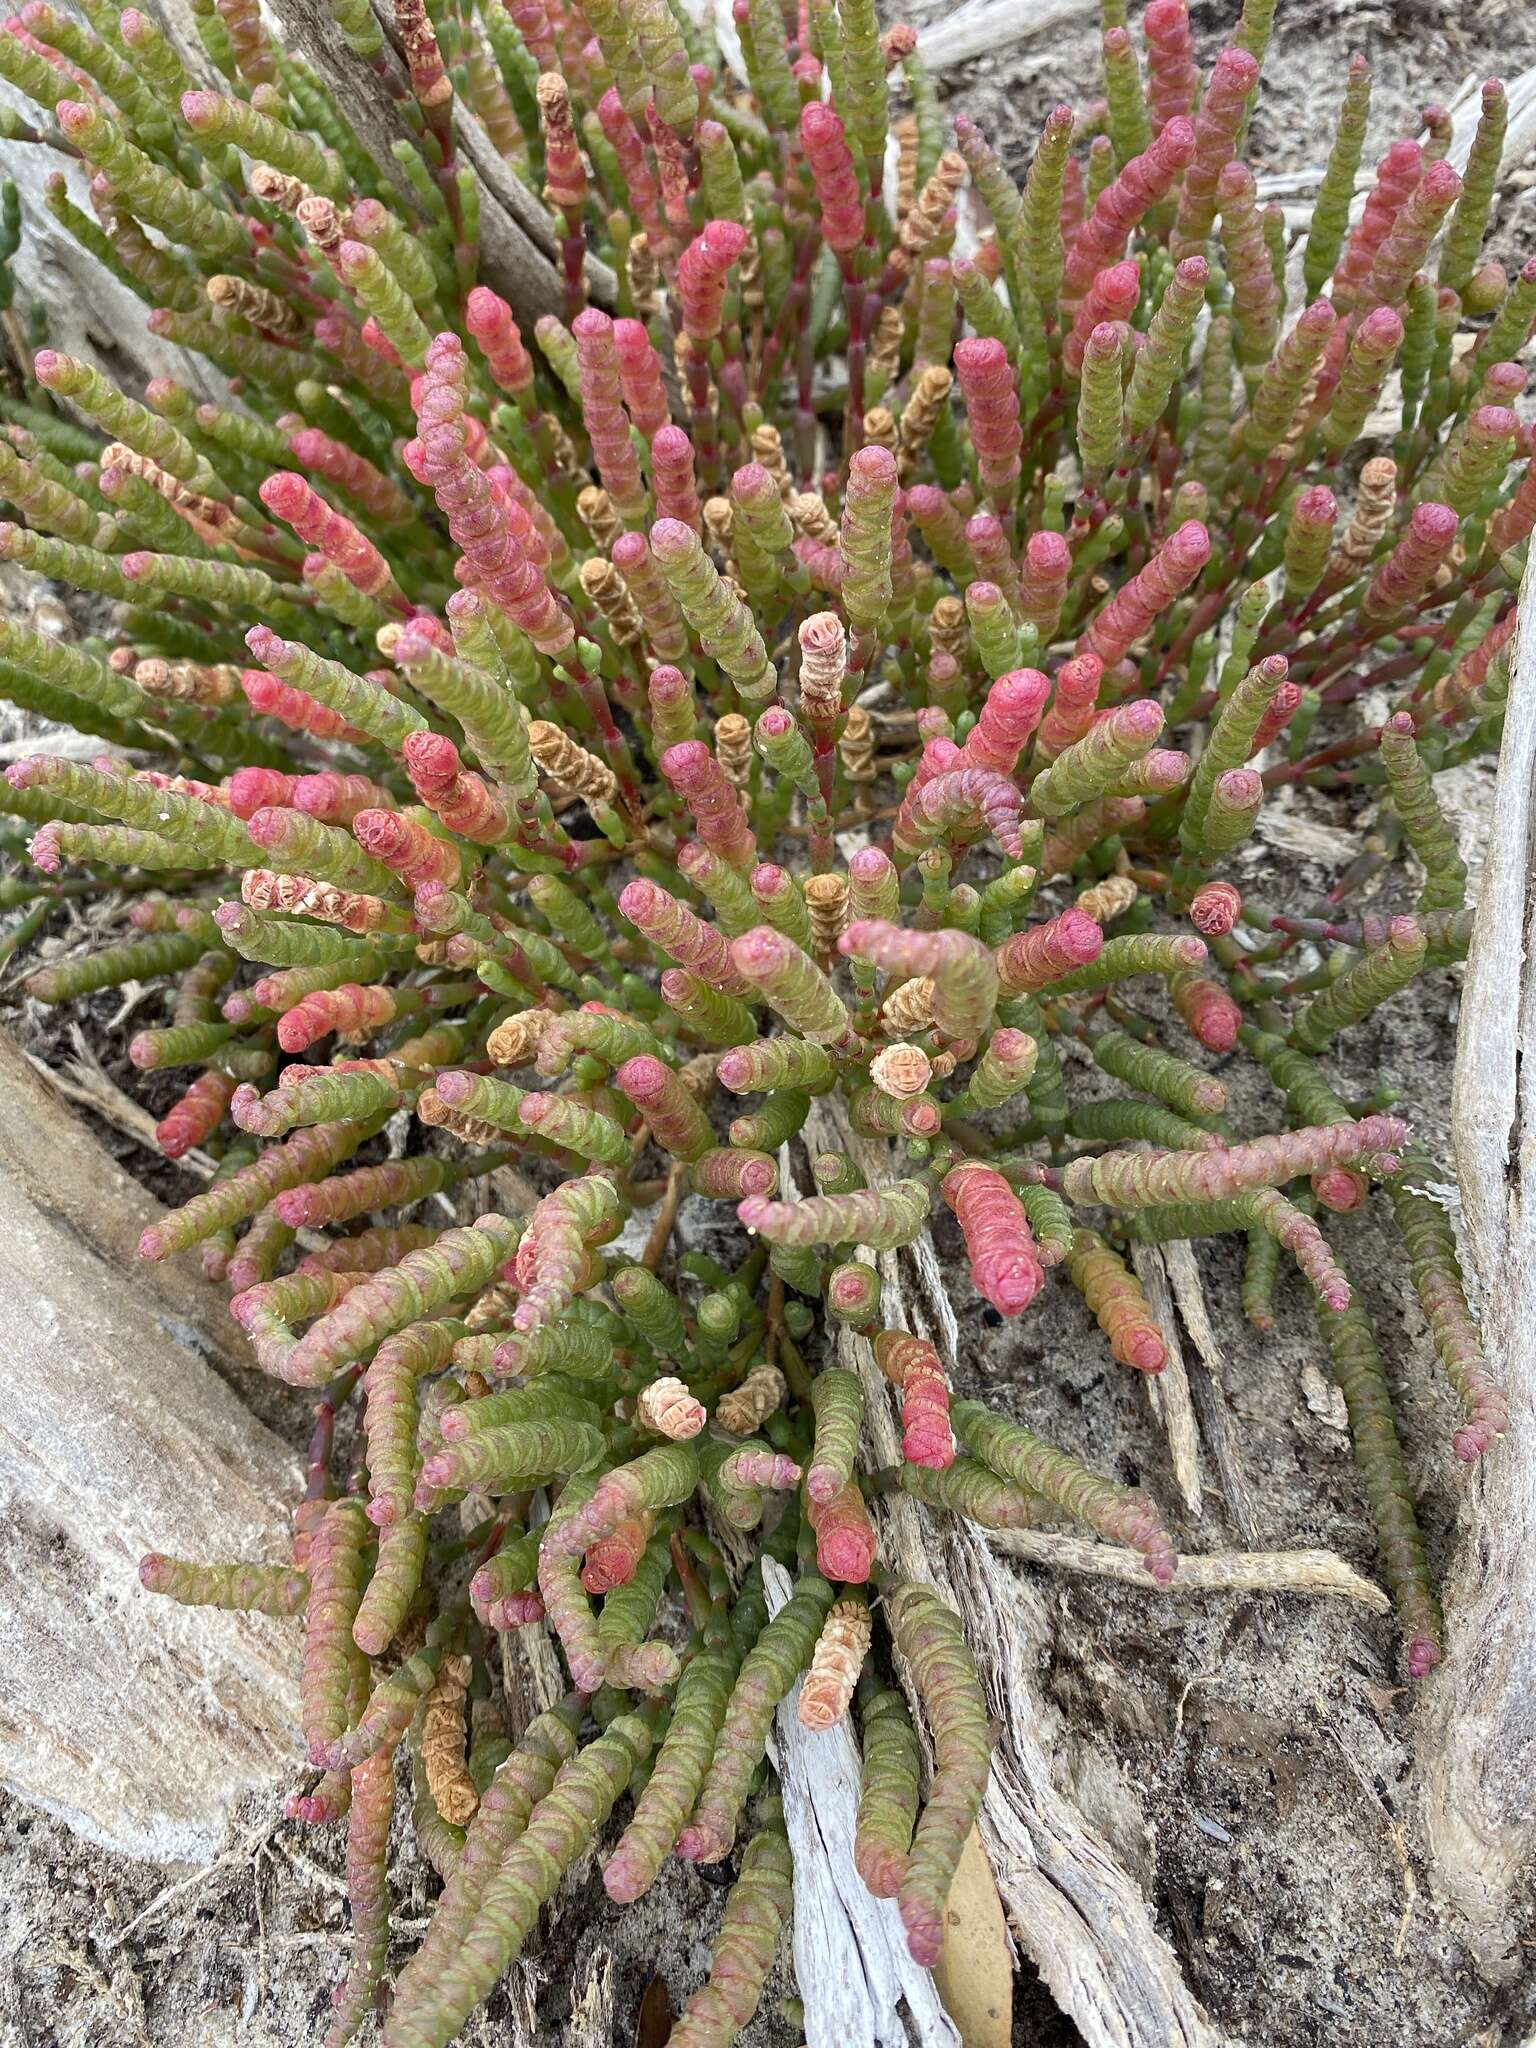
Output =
[
  {"x1": 295, "y1": 192, "x2": 348, "y2": 255},
  {"x1": 702, "y1": 494, "x2": 735, "y2": 554},
  {"x1": 486, "y1": 1008, "x2": 550, "y2": 1069},
  {"x1": 890, "y1": 151, "x2": 968, "y2": 278},
  {"x1": 206, "y1": 272, "x2": 305, "y2": 335},
  {"x1": 928, "y1": 595, "x2": 967, "y2": 662},
  {"x1": 132, "y1": 657, "x2": 238, "y2": 706},
  {"x1": 899, "y1": 367, "x2": 954, "y2": 477},
  {"x1": 839, "y1": 704, "x2": 877, "y2": 784},
  {"x1": 527, "y1": 721, "x2": 619, "y2": 807},
  {"x1": 716, "y1": 1360, "x2": 787, "y2": 1434},
  {"x1": 416, "y1": 1088, "x2": 508, "y2": 1149},
  {"x1": 882, "y1": 976, "x2": 936, "y2": 1034},
  {"x1": 1076, "y1": 874, "x2": 1140, "y2": 923},
  {"x1": 247, "y1": 162, "x2": 306, "y2": 213},
  {"x1": 789, "y1": 490, "x2": 839, "y2": 547},
  {"x1": 241, "y1": 870, "x2": 393, "y2": 932},
  {"x1": 579, "y1": 556, "x2": 645, "y2": 645},
  {"x1": 577, "y1": 485, "x2": 622, "y2": 549},
  {"x1": 625, "y1": 231, "x2": 659, "y2": 316},
  {"x1": 798, "y1": 1598, "x2": 873, "y2": 1730},
  {"x1": 1337, "y1": 456, "x2": 1398, "y2": 572},
  {"x1": 867, "y1": 303, "x2": 904, "y2": 388},
  {"x1": 421, "y1": 1651, "x2": 478, "y2": 1825},
  {"x1": 464, "y1": 1279, "x2": 520, "y2": 1331},
  {"x1": 103, "y1": 444, "x2": 235, "y2": 543},
  {"x1": 805, "y1": 872, "x2": 850, "y2": 962},
  {"x1": 750, "y1": 423, "x2": 791, "y2": 495},
  {"x1": 714, "y1": 712, "x2": 753, "y2": 789},
  {"x1": 798, "y1": 610, "x2": 848, "y2": 722}
]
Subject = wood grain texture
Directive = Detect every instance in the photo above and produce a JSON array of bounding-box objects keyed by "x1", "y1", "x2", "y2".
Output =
[
  {"x1": 1427, "y1": 554, "x2": 1536, "y2": 1976},
  {"x1": 0, "y1": 1031, "x2": 300, "y2": 1862},
  {"x1": 1129, "y1": 1242, "x2": 1203, "y2": 1517},
  {"x1": 763, "y1": 1554, "x2": 959, "y2": 2048}
]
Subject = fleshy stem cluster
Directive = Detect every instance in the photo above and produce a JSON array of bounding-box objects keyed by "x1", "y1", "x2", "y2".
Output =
[{"x1": 0, "y1": 0, "x2": 1519, "y2": 2040}]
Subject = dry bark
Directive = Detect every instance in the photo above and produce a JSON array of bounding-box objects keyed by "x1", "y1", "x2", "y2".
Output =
[
  {"x1": 1161, "y1": 1239, "x2": 1263, "y2": 1543},
  {"x1": 763, "y1": 1556, "x2": 960, "y2": 2048},
  {"x1": 1425, "y1": 556, "x2": 1536, "y2": 1976},
  {"x1": 0, "y1": 1030, "x2": 300, "y2": 1862},
  {"x1": 985, "y1": 1531, "x2": 1391, "y2": 1610},
  {"x1": 1129, "y1": 1243, "x2": 1203, "y2": 1516}
]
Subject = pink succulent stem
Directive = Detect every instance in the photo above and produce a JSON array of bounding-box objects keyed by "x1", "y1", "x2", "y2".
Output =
[{"x1": 942, "y1": 1163, "x2": 1046, "y2": 1317}]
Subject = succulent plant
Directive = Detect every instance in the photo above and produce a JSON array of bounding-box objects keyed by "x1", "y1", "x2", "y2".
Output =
[{"x1": 0, "y1": 0, "x2": 1518, "y2": 2036}]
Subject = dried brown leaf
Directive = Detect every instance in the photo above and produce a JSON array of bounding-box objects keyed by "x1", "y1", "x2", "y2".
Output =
[
  {"x1": 635, "y1": 1971, "x2": 672, "y2": 2048},
  {"x1": 933, "y1": 1824, "x2": 1013, "y2": 2048}
]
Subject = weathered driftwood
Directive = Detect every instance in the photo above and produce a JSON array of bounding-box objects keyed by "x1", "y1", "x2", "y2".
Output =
[
  {"x1": 1426, "y1": 557, "x2": 1536, "y2": 1976},
  {"x1": 763, "y1": 1555, "x2": 959, "y2": 2048},
  {"x1": 0, "y1": 0, "x2": 209, "y2": 380},
  {"x1": 0, "y1": 1030, "x2": 300, "y2": 1862},
  {"x1": 986, "y1": 1531, "x2": 1391, "y2": 1611},
  {"x1": 0, "y1": 131, "x2": 219, "y2": 391},
  {"x1": 1129, "y1": 1242, "x2": 1203, "y2": 1516},
  {"x1": 911, "y1": 0, "x2": 1097, "y2": 73},
  {"x1": 804, "y1": 1098, "x2": 1216, "y2": 2048},
  {"x1": 1162, "y1": 1238, "x2": 1264, "y2": 1543}
]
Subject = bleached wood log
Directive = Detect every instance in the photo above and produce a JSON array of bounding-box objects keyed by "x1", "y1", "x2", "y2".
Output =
[
  {"x1": 0, "y1": 1031, "x2": 300, "y2": 1862},
  {"x1": 1425, "y1": 558, "x2": 1536, "y2": 1977},
  {"x1": 987, "y1": 1531, "x2": 1391, "y2": 1609},
  {"x1": 763, "y1": 1556, "x2": 960, "y2": 2048},
  {"x1": 914, "y1": 0, "x2": 1096, "y2": 72}
]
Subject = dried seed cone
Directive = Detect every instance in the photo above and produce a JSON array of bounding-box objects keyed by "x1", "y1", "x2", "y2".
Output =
[
  {"x1": 421, "y1": 1652, "x2": 478, "y2": 1825},
  {"x1": 798, "y1": 1599, "x2": 873, "y2": 1730},
  {"x1": 528, "y1": 721, "x2": 620, "y2": 807},
  {"x1": 869, "y1": 1042, "x2": 934, "y2": 1100},
  {"x1": 882, "y1": 976, "x2": 936, "y2": 1032},
  {"x1": 804, "y1": 872, "x2": 850, "y2": 961},
  {"x1": 636, "y1": 1373, "x2": 706, "y2": 1438},
  {"x1": 1076, "y1": 874, "x2": 1139, "y2": 923},
  {"x1": 840, "y1": 704, "x2": 878, "y2": 783},
  {"x1": 717, "y1": 1360, "x2": 787, "y2": 1433},
  {"x1": 714, "y1": 711, "x2": 753, "y2": 788}
]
